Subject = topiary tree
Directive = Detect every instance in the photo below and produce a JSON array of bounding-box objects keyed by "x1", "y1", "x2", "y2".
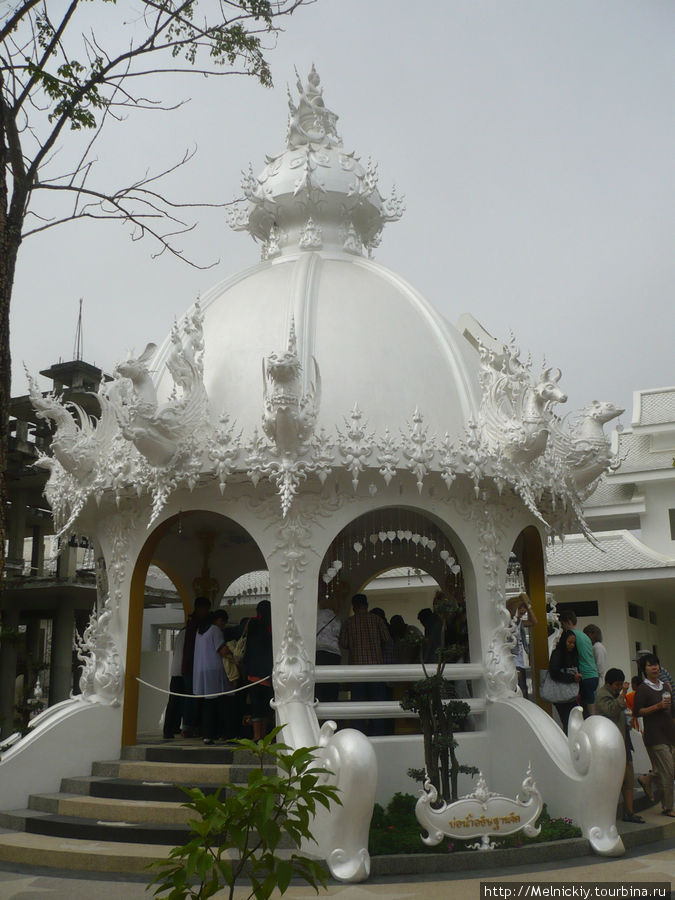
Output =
[{"x1": 401, "y1": 590, "x2": 478, "y2": 803}]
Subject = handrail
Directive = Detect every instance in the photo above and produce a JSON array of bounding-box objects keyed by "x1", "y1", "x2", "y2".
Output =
[
  {"x1": 315, "y1": 698, "x2": 487, "y2": 719},
  {"x1": 313, "y1": 663, "x2": 484, "y2": 683}
]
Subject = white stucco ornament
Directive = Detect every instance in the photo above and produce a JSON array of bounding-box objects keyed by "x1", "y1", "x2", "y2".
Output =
[
  {"x1": 75, "y1": 594, "x2": 122, "y2": 706},
  {"x1": 249, "y1": 318, "x2": 325, "y2": 515},
  {"x1": 416, "y1": 766, "x2": 542, "y2": 851}
]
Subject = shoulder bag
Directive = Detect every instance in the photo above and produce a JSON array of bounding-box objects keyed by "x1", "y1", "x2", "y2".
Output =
[{"x1": 539, "y1": 669, "x2": 579, "y2": 704}]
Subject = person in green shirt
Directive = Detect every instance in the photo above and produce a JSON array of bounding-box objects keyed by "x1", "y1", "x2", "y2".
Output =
[{"x1": 560, "y1": 610, "x2": 599, "y2": 716}]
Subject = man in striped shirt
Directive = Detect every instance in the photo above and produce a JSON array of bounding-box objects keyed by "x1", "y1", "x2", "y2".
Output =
[{"x1": 340, "y1": 593, "x2": 392, "y2": 735}]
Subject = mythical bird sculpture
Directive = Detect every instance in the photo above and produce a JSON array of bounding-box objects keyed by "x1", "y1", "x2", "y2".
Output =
[
  {"x1": 25, "y1": 370, "x2": 106, "y2": 480},
  {"x1": 113, "y1": 305, "x2": 208, "y2": 468},
  {"x1": 549, "y1": 400, "x2": 623, "y2": 494}
]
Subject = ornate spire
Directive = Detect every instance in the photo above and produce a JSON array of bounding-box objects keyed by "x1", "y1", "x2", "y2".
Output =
[
  {"x1": 228, "y1": 65, "x2": 404, "y2": 259},
  {"x1": 287, "y1": 64, "x2": 340, "y2": 150}
]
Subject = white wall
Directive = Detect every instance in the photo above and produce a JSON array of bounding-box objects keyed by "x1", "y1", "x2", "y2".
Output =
[
  {"x1": 371, "y1": 732, "x2": 490, "y2": 804},
  {"x1": 640, "y1": 480, "x2": 675, "y2": 556}
]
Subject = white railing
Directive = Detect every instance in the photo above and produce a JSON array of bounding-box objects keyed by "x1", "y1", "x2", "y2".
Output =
[
  {"x1": 316, "y1": 698, "x2": 487, "y2": 720},
  {"x1": 314, "y1": 663, "x2": 483, "y2": 683},
  {"x1": 313, "y1": 663, "x2": 486, "y2": 726}
]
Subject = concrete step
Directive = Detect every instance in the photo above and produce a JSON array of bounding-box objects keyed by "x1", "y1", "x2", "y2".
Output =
[
  {"x1": 0, "y1": 808, "x2": 194, "y2": 845},
  {"x1": 28, "y1": 792, "x2": 193, "y2": 825},
  {"x1": 0, "y1": 829, "x2": 174, "y2": 874},
  {"x1": 121, "y1": 743, "x2": 261, "y2": 765},
  {"x1": 0, "y1": 741, "x2": 284, "y2": 874},
  {"x1": 90, "y1": 758, "x2": 259, "y2": 785},
  {"x1": 61, "y1": 775, "x2": 221, "y2": 803}
]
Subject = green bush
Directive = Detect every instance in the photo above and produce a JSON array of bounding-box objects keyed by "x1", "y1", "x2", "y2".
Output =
[
  {"x1": 369, "y1": 795, "x2": 581, "y2": 856},
  {"x1": 148, "y1": 727, "x2": 340, "y2": 899}
]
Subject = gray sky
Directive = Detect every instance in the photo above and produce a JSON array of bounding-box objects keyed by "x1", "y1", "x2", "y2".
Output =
[{"x1": 11, "y1": 0, "x2": 674, "y2": 424}]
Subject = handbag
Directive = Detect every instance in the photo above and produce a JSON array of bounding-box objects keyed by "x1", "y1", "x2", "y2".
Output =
[
  {"x1": 223, "y1": 623, "x2": 248, "y2": 684},
  {"x1": 539, "y1": 669, "x2": 579, "y2": 704}
]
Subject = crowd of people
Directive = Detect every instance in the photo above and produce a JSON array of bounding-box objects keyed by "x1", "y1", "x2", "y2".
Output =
[
  {"x1": 318, "y1": 589, "x2": 469, "y2": 736},
  {"x1": 163, "y1": 590, "x2": 673, "y2": 826},
  {"x1": 162, "y1": 597, "x2": 273, "y2": 745},
  {"x1": 543, "y1": 608, "x2": 675, "y2": 824}
]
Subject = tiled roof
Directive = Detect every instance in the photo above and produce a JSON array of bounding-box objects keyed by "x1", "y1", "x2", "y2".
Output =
[
  {"x1": 613, "y1": 430, "x2": 674, "y2": 474},
  {"x1": 546, "y1": 531, "x2": 675, "y2": 577},
  {"x1": 636, "y1": 388, "x2": 675, "y2": 427},
  {"x1": 584, "y1": 479, "x2": 636, "y2": 508}
]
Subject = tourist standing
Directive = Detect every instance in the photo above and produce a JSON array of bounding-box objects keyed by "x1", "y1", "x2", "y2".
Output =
[
  {"x1": 583, "y1": 624, "x2": 608, "y2": 681},
  {"x1": 340, "y1": 593, "x2": 391, "y2": 735},
  {"x1": 243, "y1": 600, "x2": 274, "y2": 741},
  {"x1": 162, "y1": 623, "x2": 187, "y2": 740},
  {"x1": 559, "y1": 611, "x2": 598, "y2": 716},
  {"x1": 595, "y1": 668, "x2": 645, "y2": 824},
  {"x1": 193, "y1": 609, "x2": 233, "y2": 744},
  {"x1": 315, "y1": 598, "x2": 342, "y2": 703},
  {"x1": 181, "y1": 596, "x2": 211, "y2": 736},
  {"x1": 506, "y1": 593, "x2": 538, "y2": 699},
  {"x1": 548, "y1": 630, "x2": 582, "y2": 735},
  {"x1": 416, "y1": 607, "x2": 443, "y2": 664},
  {"x1": 633, "y1": 653, "x2": 675, "y2": 818}
]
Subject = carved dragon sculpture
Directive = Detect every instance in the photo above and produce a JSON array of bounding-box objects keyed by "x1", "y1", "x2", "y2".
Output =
[
  {"x1": 113, "y1": 305, "x2": 208, "y2": 468},
  {"x1": 262, "y1": 319, "x2": 321, "y2": 456}
]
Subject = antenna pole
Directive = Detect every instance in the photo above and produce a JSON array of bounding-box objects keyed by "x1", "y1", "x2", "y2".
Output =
[{"x1": 73, "y1": 298, "x2": 83, "y2": 361}]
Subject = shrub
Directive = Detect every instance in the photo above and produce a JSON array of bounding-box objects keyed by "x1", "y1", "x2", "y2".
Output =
[
  {"x1": 148, "y1": 727, "x2": 340, "y2": 899},
  {"x1": 369, "y1": 795, "x2": 581, "y2": 856}
]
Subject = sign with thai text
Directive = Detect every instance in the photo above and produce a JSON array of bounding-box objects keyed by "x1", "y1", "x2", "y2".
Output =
[{"x1": 415, "y1": 766, "x2": 542, "y2": 850}]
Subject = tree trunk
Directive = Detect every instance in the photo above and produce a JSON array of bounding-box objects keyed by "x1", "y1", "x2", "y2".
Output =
[
  {"x1": 0, "y1": 206, "x2": 21, "y2": 578},
  {"x1": 1, "y1": 105, "x2": 25, "y2": 739}
]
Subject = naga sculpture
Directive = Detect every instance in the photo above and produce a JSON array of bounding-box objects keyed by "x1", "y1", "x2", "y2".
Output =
[{"x1": 113, "y1": 305, "x2": 209, "y2": 468}]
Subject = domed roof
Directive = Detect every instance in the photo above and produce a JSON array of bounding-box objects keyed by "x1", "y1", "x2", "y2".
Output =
[
  {"x1": 33, "y1": 69, "x2": 611, "y2": 540},
  {"x1": 156, "y1": 253, "x2": 481, "y2": 443},
  {"x1": 154, "y1": 67, "x2": 482, "y2": 449}
]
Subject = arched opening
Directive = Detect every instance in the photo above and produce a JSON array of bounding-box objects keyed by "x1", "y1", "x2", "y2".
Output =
[
  {"x1": 508, "y1": 525, "x2": 550, "y2": 708},
  {"x1": 123, "y1": 510, "x2": 266, "y2": 745},
  {"x1": 314, "y1": 506, "x2": 477, "y2": 738}
]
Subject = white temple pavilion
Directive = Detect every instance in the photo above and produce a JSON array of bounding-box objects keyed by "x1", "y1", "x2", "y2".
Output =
[{"x1": 3, "y1": 67, "x2": 631, "y2": 880}]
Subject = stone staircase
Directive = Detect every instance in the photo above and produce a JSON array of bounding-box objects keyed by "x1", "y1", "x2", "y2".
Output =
[{"x1": 0, "y1": 740, "x2": 272, "y2": 875}]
